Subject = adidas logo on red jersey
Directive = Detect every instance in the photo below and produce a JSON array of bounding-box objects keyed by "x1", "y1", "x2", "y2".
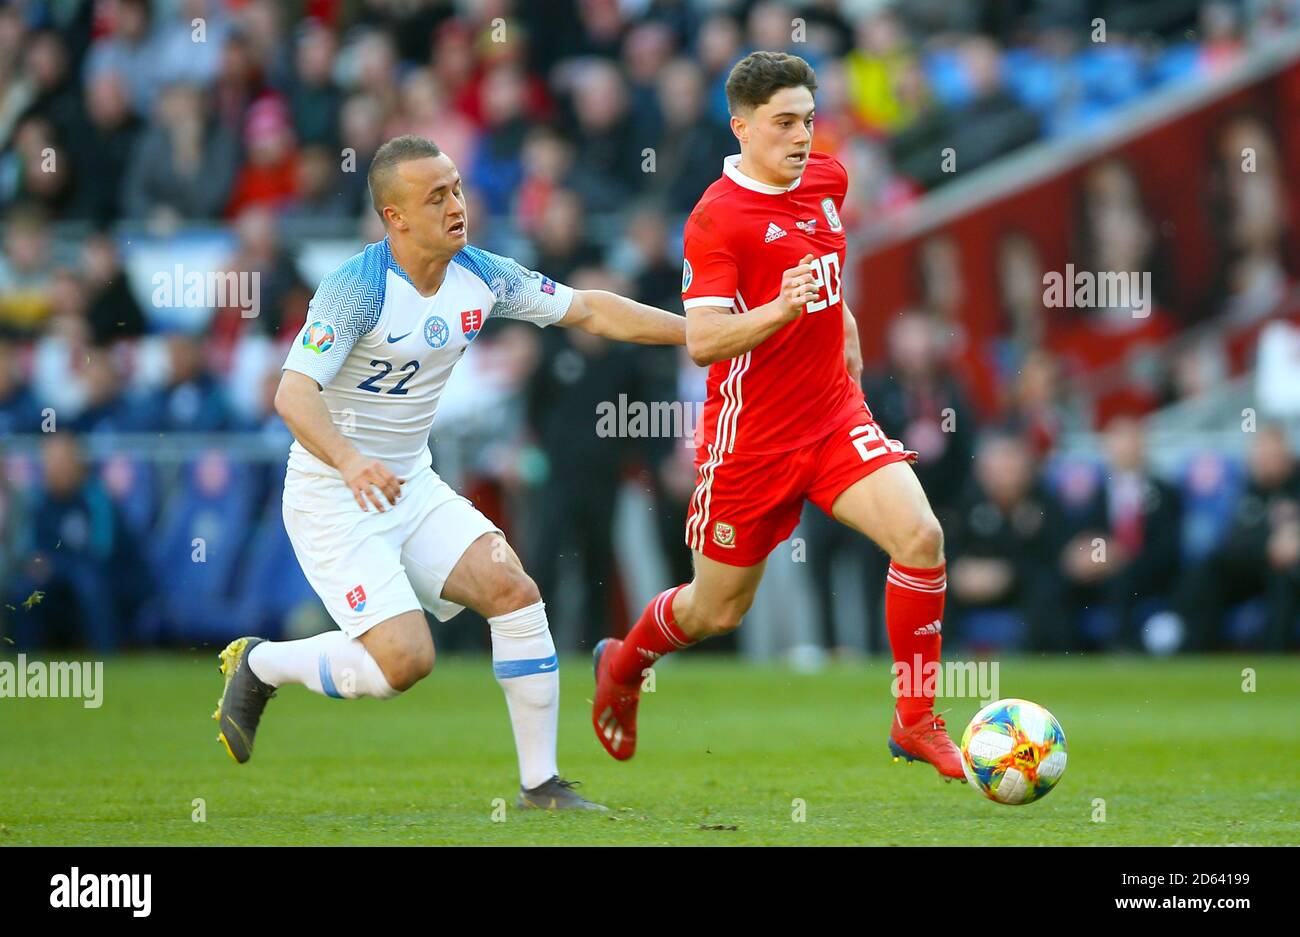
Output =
[
  {"x1": 913, "y1": 620, "x2": 942, "y2": 636},
  {"x1": 764, "y1": 222, "x2": 787, "y2": 243}
]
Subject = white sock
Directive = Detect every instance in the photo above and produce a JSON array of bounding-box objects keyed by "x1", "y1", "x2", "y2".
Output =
[
  {"x1": 489, "y1": 601, "x2": 559, "y2": 790},
  {"x1": 248, "y1": 631, "x2": 399, "y2": 700}
]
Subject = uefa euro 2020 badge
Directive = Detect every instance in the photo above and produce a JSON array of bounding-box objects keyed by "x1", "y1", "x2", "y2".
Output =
[{"x1": 302, "y1": 321, "x2": 335, "y2": 353}]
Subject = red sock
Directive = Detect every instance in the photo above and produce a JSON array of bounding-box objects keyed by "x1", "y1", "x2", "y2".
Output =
[
  {"x1": 610, "y1": 585, "x2": 693, "y2": 685},
  {"x1": 885, "y1": 561, "x2": 946, "y2": 723}
]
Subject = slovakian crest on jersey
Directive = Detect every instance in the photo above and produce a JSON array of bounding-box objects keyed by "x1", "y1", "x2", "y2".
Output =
[
  {"x1": 281, "y1": 237, "x2": 574, "y2": 499},
  {"x1": 461, "y1": 308, "x2": 483, "y2": 340}
]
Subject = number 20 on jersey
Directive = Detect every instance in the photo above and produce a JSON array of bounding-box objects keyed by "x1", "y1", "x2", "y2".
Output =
[{"x1": 805, "y1": 251, "x2": 842, "y2": 314}]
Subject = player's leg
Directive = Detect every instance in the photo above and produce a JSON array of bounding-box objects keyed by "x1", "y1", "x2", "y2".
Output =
[
  {"x1": 822, "y1": 458, "x2": 962, "y2": 779},
  {"x1": 606, "y1": 551, "x2": 767, "y2": 688},
  {"x1": 402, "y1": 494, "x2": 602, "y2": 810},
  {"x1": 436, "y1": 532, "x2": 559, "y2": 793},
  {"x1": 594, "y1": 448, "x2": 798, "y2": 760},
  {"x1": 248, "y1": 610, "x2": 428, "y2": 697},
  {"x1": 214, "y1": 503, "x2": 425, "y2": 763}
]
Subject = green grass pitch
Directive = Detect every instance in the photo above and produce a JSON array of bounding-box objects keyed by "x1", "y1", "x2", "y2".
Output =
[{"x1": 1, "y1": 653, "x2": 1297, "y2": 845}]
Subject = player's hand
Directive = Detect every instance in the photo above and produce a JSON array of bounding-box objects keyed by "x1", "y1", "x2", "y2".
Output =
[
  {"x1": 778, "y1": 254, "x2": 819, "y2": 320},
  {"x1": 339, "y1": 452, "x2": 404, "y2": 512}
]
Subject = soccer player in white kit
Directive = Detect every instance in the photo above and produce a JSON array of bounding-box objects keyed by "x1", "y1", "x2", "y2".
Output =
[{"x1": 211, "y1": 135, "x2": 686, "y2": 810}]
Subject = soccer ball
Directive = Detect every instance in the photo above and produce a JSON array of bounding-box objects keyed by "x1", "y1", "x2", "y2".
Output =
[{"x1": 960, "y1": 699, "x2": 1067, "y2": 805}]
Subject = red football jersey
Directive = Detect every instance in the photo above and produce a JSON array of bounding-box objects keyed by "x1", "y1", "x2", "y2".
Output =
[{"x1": 682, "y1": 152, "x2": 865, "y2": 456}]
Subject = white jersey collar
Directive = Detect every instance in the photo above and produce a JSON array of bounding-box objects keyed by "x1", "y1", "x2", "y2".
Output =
[{"x1": 723, "y1": 154, "x2": 802, "y2": 195}]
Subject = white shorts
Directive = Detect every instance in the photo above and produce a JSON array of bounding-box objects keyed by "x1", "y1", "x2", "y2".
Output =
[{"x1": 282, "y1": 466, "x2": 500, "y2": 637}]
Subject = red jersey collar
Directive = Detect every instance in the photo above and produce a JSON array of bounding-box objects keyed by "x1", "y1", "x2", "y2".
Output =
[{"x1": 722, "y1": 154, "x2": 803, "y2": 195}]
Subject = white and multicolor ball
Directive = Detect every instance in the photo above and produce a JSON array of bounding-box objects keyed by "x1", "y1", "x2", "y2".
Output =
[{"x1": 960, "y1": 699, "x2": 1067, "y2": 805}]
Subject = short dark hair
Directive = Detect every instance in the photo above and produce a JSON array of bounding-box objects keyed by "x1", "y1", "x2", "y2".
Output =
[
  {"x1": 725, "y1": 51, "x2": 817, "y2": 116},
  {"x1": 367, "y1": 135, "x2": 443, "y2": 218}
]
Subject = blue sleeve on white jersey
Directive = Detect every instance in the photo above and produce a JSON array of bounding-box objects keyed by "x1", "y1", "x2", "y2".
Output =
[
  {"x1": 451, "y1": 244, "x2": 574, "y2": 327},
  {"x1": 283, "y1": 241, "x2": 388, "y2": 388}
]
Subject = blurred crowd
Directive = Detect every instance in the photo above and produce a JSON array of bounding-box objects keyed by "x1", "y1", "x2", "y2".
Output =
[
  {"x1": 1, "y1": 0, "x2": 1299, "y2": 655},
  {"x1": 2, "y1": 0, "x2": 1295, "y2": 230}
]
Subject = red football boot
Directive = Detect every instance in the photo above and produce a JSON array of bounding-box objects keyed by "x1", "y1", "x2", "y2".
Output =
[
  {"x1": 591, "y1": 638, "x2": 639, "y2": 760},
  {"x1": 888, "y1": 709, "x2": 966, "y2": 781}
]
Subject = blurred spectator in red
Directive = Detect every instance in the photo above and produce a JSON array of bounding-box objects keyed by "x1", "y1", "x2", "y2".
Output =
[
  {"x1": 514, "y1": 126, "x2": 573, "y2": 238},
  {"x1": 226, "y1": 96, "x2": 300, "y2": 217},
  {"x1": 431, "y1": 20, "x2": 479, "y2": 124}
]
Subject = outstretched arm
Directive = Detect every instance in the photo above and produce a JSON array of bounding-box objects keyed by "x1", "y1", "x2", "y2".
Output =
[{"x1": 559, "y1": 289, "x2": 686, "y2": 346}]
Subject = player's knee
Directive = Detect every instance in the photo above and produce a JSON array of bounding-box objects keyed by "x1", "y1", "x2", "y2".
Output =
[
  {"x1": 487, "y1": 573, "x2": 542, "y2": 619},
  {"x1": 694, "y1": 598, "x2": 750, "y2": 637},
  {"x1": 710, "y1": 609, "x2": 745, "y2": 635},
  {"x1": 381, "y1": 643, "x2": 436, "y2": 692},
  {"x1": 893, "y1": 514, "x2": 945, "y2": 567}
]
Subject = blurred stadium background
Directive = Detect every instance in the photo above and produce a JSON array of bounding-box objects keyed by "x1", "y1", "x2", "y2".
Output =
[{"x1": 2, "y1": 0, "x2": 1300, "y2": 663}]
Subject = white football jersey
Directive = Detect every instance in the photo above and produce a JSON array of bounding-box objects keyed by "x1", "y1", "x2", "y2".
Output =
[{"x1": 281, "y1": 237, "x2": 573, "y2": 504}]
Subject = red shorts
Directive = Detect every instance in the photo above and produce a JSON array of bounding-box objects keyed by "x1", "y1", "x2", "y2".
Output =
[{"x1": 685, "y1": 404, "x2": 917, "y2": 566}]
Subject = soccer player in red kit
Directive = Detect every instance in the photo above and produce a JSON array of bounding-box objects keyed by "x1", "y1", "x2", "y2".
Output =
[{"x1": 591, "y1": 51, "x2": 963, "y2": 780}]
